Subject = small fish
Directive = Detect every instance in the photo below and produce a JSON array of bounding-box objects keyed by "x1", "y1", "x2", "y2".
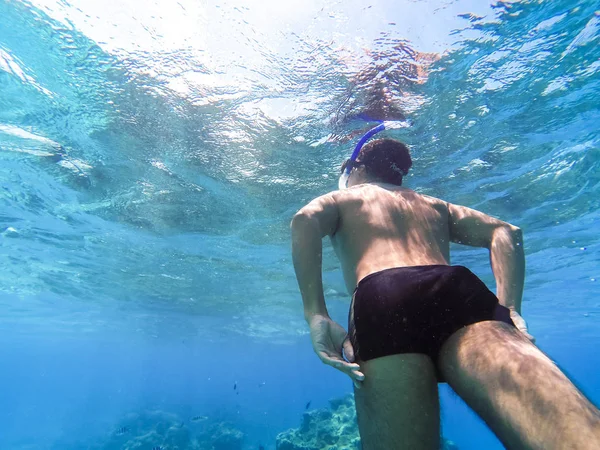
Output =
[
  {"x1": 258, "y1": 381, "x2": 266, "y2": 387},
  {"x1": 233, "y1": 382, "x2": 237, "y2": 391},
  {"x1": 305, "y1": 401, "x2": 311, "y2": 410},
  {"x1": 190, "y1": 415, "x2": 208, "y2": 422},
  {"x1": 259, "y1": 446, "x2": 265, "y2": 450},
  {"x1": 115, "y1": 426, "x2": 130, "y2": 435}
]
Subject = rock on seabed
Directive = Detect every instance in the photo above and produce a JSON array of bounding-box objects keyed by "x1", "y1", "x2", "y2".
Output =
[{"x1": 275, "y1": 394, "x2": 459, "y2": 450}]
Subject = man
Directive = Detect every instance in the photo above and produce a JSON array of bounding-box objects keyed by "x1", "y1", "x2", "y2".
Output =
[{"x1": 291, "y1": 138, "x2": 600, "y2": 450}]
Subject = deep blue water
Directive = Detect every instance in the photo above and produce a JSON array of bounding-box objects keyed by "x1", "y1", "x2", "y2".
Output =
[{"x1": 1, "y1": 0, "x2": 599, "y2": 449}]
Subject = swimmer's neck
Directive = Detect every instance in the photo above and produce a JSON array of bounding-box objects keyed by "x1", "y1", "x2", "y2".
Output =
[{"x1": 352, "y1": 181, "x2": 408, "y2": 190}]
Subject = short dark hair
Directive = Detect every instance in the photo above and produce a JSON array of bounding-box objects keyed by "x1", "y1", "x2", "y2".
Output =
[{"x1": 357, "y1": 138, "x2": 412, "y2": 186}]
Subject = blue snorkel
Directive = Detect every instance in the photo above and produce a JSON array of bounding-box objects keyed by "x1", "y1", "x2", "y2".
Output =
[{"x1": 338, "y1": 120, "x2": 410, "y2": 190}]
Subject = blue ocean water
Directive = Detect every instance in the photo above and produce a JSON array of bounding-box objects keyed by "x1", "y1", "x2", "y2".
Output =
[{"x1": 0, "y1": 0, "x2": 599, "y2": 449}]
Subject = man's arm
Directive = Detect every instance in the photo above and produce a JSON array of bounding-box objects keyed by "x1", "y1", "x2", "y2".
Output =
[
  {"x1": 291, "y1": 193, "x2": 365, "y2": 386},
  {"x1": 291, "y1": 193, "x2": 340, "y2": 322},
  {"x1": 448, "y1": 203, "x2": 525, "y2": 314}
]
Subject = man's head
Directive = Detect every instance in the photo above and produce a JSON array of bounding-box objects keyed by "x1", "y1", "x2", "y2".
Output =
[{"x1": 341, "y1": 138, "x2": 412, "y2": 187}]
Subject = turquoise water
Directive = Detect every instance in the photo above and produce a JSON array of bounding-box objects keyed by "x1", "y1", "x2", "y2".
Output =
[{"x1": 1, "y1": 0, "x2": 599, "y2": 448}]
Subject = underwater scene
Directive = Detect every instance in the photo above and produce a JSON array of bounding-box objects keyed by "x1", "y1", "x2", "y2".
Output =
[{"x1": 1, "y1": 0, "x2": 599, "y2": 449}]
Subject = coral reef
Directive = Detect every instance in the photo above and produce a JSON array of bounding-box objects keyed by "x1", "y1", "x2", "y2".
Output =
[
  {"x1": 196, "y1": 421, "x2": 245, "y2": 450},
  {"x1": 275, "y1": 394, "x2": 459, "y2": 450},
  {"x1": 94, "y1": 410, "x2": 244, "y2": 450}
]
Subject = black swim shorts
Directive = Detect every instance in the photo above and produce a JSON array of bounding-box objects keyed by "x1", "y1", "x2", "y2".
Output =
[{"x1": 348, "y1": 265, "x2": 515, "y2": 378}]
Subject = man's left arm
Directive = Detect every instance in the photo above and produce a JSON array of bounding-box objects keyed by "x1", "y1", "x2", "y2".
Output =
[{"x1": 290, "y1": 193, "x2": 339, "y2": 322}]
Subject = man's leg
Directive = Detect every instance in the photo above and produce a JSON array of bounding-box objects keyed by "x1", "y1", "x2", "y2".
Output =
[
  {"x1": 354, "y1": 353, "x2": 440, "y2": 450},
  {"x1": 438, "y1": 321, "x2": 600, "y2": 450}
]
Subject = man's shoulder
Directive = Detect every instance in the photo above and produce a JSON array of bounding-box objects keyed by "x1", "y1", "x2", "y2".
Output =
[{"x1": 416, "y1": 190, "x2": 448, "y2": 206}]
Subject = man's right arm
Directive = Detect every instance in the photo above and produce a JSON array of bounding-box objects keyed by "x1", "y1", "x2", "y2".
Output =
[{"x1": 448, "y1": 203, "x2": 525, "y2": 314}]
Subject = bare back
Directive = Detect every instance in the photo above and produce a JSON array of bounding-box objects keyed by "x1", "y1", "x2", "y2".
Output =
[{"x1": 330, "y1": 183, "x2": 451, "y2": 293}]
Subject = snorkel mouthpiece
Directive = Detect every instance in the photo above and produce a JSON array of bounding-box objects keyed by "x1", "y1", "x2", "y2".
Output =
[
  {"x1": 338, "y1": 120, "x2": 409, "y2": 190},
  {"x1": 338, "y1": 171, "x2": 350, "y2": 190}
]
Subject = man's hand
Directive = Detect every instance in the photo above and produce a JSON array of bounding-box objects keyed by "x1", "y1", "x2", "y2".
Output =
[
  {"x1": 510, "y1": 308, "x2": 535, "y2": 343},
  {"x1": 308, "y1": 314, "x2": 365, "y2": 388}
]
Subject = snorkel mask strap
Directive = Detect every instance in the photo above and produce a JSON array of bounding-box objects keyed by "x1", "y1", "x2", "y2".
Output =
[{"x1": 339, "y1": 120, "x2": 408, "y2": 190}]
